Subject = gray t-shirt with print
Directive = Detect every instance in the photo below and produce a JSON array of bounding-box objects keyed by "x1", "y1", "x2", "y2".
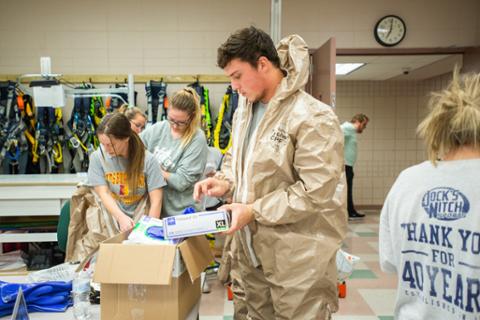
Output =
[
  {"x1": 140, "y1": 121, "x2": 208, "y2": 217},
  {"x1": 88, "y1": 147, "x2": 167, "y2": 217}
]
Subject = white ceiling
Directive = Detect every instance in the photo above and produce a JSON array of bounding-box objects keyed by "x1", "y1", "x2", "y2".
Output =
[{"x1": 336, "y1": 54, "x2": 463, "y2": 81}]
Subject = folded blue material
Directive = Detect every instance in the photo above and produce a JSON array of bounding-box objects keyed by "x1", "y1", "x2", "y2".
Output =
[{"x1": 0, "y1": 280, "x2": 73, "y2": 317}]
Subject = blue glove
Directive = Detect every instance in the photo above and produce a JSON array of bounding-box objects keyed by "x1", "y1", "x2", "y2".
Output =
[
  {"x1": 183, "y1": 206, "x2": 196, "y2": 214},
  {"x1": 146, "y1": 226, "x2": 164, "y2": 240}
]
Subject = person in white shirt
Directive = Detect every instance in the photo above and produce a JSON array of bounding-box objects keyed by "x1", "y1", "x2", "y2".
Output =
[{"x1": 379, "y1": 71, "x2": 480, "y2": 320}]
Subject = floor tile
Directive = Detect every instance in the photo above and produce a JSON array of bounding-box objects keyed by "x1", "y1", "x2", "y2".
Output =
[
  {"x1": 337, "y1": 287, "x2": 375, "y2": 315},
  {"x1": 352, "y1": 261, "x2": 369, "y2": 269},
  {"x1": 356, "y1": 254, "x2": 380, "y2": 262},
  {"x1": 343, "y1": 239, "x2": 379, "y2": 254},
  {"x1": 367, "y1": 241, "x2": 379, "y2": 252},
  {"x1": 333, "y1": 316, "x2": 378, "y2": 320},
  {"x1": 356, "y1": 232, "x2": 378, "y2": 237},
  {"x1": 358, "y1": 289, "x2": 396, "y2": 315},
  {"x1": 350, "y1": 269, "x2": 377, "y2": 279},
  {"x1": 348, "y1": 225, "x2": 374, "y2": 232},
  {"x1": 223, "y1": 296, "x2": 234, "y2": 315}
]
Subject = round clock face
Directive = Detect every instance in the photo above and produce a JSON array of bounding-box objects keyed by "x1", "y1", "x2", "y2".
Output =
[{"x1": 374, "y1": 15, "x2": 406, "y2": 47}]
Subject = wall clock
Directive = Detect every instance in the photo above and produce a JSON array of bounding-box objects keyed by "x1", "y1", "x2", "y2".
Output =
[{"x1": 374, "y1": 15, "x2": 406, "y2": 47}]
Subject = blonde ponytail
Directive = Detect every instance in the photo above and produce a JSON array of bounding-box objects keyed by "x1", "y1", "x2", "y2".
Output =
[
  {"x1": 170, "y1": 88, "x2": 201, "y2": 147},
  {"x1": 417, "y1": 69, "x2": 480, "y2": 165}
]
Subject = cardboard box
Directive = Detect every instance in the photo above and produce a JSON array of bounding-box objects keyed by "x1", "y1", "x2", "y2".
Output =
[
  {"x1": 93, "y1": 231, "x2": 214, "y2": 320},
  {"x1": 163, "y1": 210, "x2": 230, "y2": 239}
]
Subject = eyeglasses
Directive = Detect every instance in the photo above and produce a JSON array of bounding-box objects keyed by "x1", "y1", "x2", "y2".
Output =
[{"x1": 167, "y1": 117, "x2": 190, "y2": 127}]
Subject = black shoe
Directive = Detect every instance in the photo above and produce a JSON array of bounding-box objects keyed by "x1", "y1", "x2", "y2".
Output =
[{"x1": 348, "y1": 212, "x2": 365, "y2": 220}]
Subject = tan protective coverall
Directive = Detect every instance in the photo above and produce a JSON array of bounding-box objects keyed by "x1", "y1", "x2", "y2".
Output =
[
  {"x1": 218, "y1": 34, "x2": 347, "y2": 320},
  {"x1": 65, "y1": 185, "x2": 148, "y2": 263}
]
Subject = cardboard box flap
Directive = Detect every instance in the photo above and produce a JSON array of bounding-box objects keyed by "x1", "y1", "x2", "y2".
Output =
[
  {"x1": 93, "y1": 242, "x2": 177, "y2": 285},
  {"x1": 178, "y1": 236, "x2": 214, "y2": 282}
]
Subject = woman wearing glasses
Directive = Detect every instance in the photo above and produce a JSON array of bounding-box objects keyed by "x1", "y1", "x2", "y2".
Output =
[
  {"x1": 141, "y1": 87, "x2": 208, "y2": 217},
  {"x1": 118, "y1": 104, "x2": 147, "y2": 134},
  {"x1": 88, "y1": 113, "x2": 166, "y2": 231}
]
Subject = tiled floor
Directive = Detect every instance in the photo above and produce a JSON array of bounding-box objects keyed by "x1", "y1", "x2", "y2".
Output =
[{"x1": 198, "y1": 210, "x2": 397, "y2": 320}]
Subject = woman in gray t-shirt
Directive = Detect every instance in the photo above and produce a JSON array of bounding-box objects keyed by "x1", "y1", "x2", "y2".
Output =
[
  {"x1": 88, "y1": 113, "x2": 166, "y2": 231},
  {"x1": 141, "y1": 88, "x2": 208, "y2": 217}
]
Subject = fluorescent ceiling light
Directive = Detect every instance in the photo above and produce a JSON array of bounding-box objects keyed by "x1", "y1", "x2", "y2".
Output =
[{"x1": 336, "y1": 63, "x2": 365, "y2": 75}]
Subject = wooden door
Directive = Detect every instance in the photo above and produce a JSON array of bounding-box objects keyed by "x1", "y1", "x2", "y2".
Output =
[{"x1": 309, "y1": 37, "x2": 336, "y2": 107}]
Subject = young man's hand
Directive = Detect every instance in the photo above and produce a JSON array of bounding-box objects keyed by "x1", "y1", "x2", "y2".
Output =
[
  {"x1": 221, "y1": 203, "x2": 254, "y2": 235},
  {"x1": 193, "y1": 178, "x2": 230, "y2": 201}
]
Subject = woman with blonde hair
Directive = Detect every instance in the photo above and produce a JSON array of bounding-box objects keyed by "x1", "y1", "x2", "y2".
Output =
[
  {"x1": 141, "y1": 87, "x2": 208, "y2": 216},
  {"x1": 88, "y1": 113, "x2": 166, "y2": 231},
  {"x1": 379, "y1": 71, "x2": 480, "y2": 320},
  {"x1": 117, "y1": 104, "x2": 147, "y2": 134}
]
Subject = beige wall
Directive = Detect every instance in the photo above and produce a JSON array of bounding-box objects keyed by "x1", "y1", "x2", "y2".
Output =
[
  {"x1": 0, "y1": 0, "x2": 270, "y2": 117},
  {"x1": 284, "y1": 0, "x2": 480, "y2": 49},
  {"x1": 0, "y1": 0, "x2": 269, "y2": 75},
  {"x1": 335, "y1": 73, "x2": 453, "y2": 206},
  {"x1": 1, "y1": 0, "x2": 479, "y2": 76}
]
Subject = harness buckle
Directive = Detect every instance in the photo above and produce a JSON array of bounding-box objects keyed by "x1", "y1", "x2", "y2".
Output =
[{"x1": 69, "y1": 137, "x2": 81, "y2": 149}]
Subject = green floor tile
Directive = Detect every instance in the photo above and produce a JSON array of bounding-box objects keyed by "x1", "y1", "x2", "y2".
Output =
[
  {"x1": 378, "y1": 316, "x2": 394, "y2": 320},
  {"x1": 356, "y1": 232, "x2": 378, "y2": 237},
  {"x1": 223, "y1": 316, "x2": 234, "y2": 320},
  {"x1": 350, "y1": 269, "x2": 377, "y2": 279}
]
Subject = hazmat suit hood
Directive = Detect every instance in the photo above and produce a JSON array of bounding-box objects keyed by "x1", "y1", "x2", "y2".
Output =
[{"x1": 274, "y1": 34, "x2": 310, "y2": 103}]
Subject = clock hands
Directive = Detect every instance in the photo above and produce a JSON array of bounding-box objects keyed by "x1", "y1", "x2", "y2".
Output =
[{"x1": 386, "y1": 18, "x2": 393, "y2": 39}]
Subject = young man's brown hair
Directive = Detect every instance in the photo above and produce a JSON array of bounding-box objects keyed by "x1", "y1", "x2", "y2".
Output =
[{"x1": 217, "y1": 26, "x2": 281, "y2": 69}]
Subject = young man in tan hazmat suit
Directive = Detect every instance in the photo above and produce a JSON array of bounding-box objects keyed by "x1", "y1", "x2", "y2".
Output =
[{"x1": 194, "y1": 26, "x2": 347, "y2": 320}]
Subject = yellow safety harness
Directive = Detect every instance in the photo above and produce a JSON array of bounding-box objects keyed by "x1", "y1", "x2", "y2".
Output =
[{"x1": 213, "y1": 94, "x2": 232, "y2": 154}]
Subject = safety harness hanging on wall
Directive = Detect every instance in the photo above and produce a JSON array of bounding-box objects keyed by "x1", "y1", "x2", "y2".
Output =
[
  {"x1": 65, "y1": 84, "x2": 100, "y2": 173},
  {"x1": 145, "y1": 80, "x2": 168, "y2": 126},
  {"x1": 105, "y1": 83, "x2": 137, "y2": 113},
  {"x1": 189, "y1": 81, "x2": 213, "y2": 145},
  {"x1": 0, "y1": 82, "x2": 29, "y2": 174},
  {"x1": 32, "y1": 106, "x2": 66, "y2": 174},
  {"x1": 213, "y1": 86, "x2": 239, "y2": 154},
  {"x1": 91, "y1": 96, "x2": 106, "y2": 126},
  {"x1": 18, "y1": 94, "x2": 37, "y2": 171}
]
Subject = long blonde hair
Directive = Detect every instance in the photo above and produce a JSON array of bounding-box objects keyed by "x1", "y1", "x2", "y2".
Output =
[
  {"x1": 417, "y1": 69, "x2": 480, "y2": 165},
  {"x1": 170, "y1": 87, "x2": 201, "y2": 147},
  {"x1": 97, "y1": 113, "x2": 145, "y2": 194}
]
